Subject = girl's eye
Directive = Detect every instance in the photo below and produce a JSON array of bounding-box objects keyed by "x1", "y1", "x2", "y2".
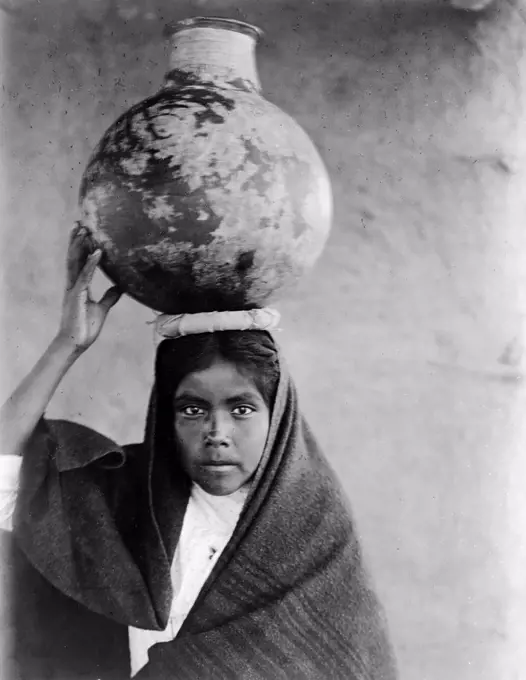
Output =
[
  {"x1": 232, "y1": 405, "x2": 255, "y2": 417},
  {"x1": 181, "y1": 405, "x2": 205, "y2": 417}
]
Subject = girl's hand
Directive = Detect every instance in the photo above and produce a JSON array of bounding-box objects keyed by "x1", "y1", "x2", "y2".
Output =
[{"x1": 56, "y1": 223, "x2": 121, "y2": 354}]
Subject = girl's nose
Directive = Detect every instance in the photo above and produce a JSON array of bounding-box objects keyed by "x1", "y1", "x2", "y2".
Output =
[{"x1": 205, "y1": 410, "x2": 232, "y2": 445}]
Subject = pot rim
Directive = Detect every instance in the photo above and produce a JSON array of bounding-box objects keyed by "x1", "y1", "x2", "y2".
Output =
[{"x1": 166, "y1": 16, "x2": 264, "y2": 42}]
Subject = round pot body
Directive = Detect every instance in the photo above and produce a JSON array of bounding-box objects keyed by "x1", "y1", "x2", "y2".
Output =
[{"x1": 79, "y1": 17, "x2": 333, "y2": 314}]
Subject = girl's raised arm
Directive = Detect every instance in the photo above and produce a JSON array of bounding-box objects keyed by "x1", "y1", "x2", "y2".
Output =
[{"x1": 0, "y1": 224, "x2": 121, "y2": 457}]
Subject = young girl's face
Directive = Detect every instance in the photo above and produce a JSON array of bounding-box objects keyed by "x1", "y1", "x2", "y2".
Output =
[{"x1": 173, "y1": 358, "x2": 271, "y2": 496}]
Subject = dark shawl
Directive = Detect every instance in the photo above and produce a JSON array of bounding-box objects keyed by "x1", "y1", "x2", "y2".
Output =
[{"x1": 8, "y1": 350, "x2": 398, "y2": 680}]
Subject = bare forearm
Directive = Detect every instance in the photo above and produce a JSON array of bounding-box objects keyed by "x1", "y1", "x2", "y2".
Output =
[
  {"x1": 0, "y1": 226, "x2": 121, "y2": 458},
  {"x1": 0, "y1": 336, "x2": 80, "y2": 457}
]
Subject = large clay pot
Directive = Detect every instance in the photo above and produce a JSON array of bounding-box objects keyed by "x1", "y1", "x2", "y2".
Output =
[{"x1": 79, "y1": 17, "x2": 332, "y2": 314}]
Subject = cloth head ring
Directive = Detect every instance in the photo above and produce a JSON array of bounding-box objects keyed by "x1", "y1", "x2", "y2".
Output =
[{"x1": 153, "y1": 308, "x2": 281, "y2": 339}]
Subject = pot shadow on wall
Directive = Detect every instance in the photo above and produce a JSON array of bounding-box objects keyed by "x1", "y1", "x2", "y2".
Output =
[{"x1": 2, "y1": 1, "x2": 526, "y2": 679}]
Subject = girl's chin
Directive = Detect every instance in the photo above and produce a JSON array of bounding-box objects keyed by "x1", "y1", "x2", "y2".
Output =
[
  {"x1": 192, "y1": 469, "x2": 246, "y2": 496},
  {"x1": 196, "y1": 480, "x2": 243, "y2": 496}
]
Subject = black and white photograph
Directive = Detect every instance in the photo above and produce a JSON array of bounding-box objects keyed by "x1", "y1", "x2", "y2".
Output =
[{"x1": 1, "y1": 1, "x2": 525, "y2": 678}]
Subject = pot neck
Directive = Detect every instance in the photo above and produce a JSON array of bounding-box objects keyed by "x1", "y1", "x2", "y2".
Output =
[{"x1": 164, "y1": 19, "x2": 262, "y2": 93}]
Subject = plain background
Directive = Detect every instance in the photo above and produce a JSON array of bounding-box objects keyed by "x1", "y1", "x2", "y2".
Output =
[{"x1": 1, "y1": 0, "x2": 526, "y2": 678}]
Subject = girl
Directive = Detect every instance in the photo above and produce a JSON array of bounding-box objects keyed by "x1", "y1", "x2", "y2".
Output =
[{"x1": 1, "y1": 225, "x2": 397, "y2": 679}]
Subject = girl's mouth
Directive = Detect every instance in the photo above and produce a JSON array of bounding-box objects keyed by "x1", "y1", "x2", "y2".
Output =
[{"x1": 201, "y1": 462, "x2": 237, "y2": 473}]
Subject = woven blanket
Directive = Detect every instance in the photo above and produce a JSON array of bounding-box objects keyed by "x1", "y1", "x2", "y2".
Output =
[{"x1": 12, "y1": 348, "x2": 397, "y2": 679}]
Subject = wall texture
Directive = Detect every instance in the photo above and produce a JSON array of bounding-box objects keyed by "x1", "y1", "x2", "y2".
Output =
[{"x1": 2, "y1": 1, "x2": 526, "y2": 678}]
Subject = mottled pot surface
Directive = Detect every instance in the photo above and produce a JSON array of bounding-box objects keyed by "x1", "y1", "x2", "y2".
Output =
[{"x1": 79, "y1": 25, "x2": 332, "y2": 314}]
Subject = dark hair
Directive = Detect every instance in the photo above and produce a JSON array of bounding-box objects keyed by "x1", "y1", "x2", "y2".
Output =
[{"x1": 155, "y1": 330, "x2": 280, "y2": 410}]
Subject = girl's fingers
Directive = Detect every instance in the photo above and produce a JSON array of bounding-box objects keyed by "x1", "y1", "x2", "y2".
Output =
[
  {"x1": 66, "y1": 228, "x2": 87, "y2": 289},
  {"x1": 75, "y1": 249, "x2": 102, "y2": 290},
  {"x1": 66, "y1": 224, "x2": 97, "y2": 289},
  {"x1": 98, "y1": 286, "x2": 122, "y2": 313}
]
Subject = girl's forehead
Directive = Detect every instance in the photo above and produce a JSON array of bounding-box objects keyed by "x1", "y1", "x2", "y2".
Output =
[{"x1": 175, "y1": 359, "x2": 261, "y2": 399}]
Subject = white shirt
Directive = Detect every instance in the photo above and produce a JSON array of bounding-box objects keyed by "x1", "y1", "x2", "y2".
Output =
[{"x1": 0, "y1": 455, "x2": 247, "y2": 677}]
